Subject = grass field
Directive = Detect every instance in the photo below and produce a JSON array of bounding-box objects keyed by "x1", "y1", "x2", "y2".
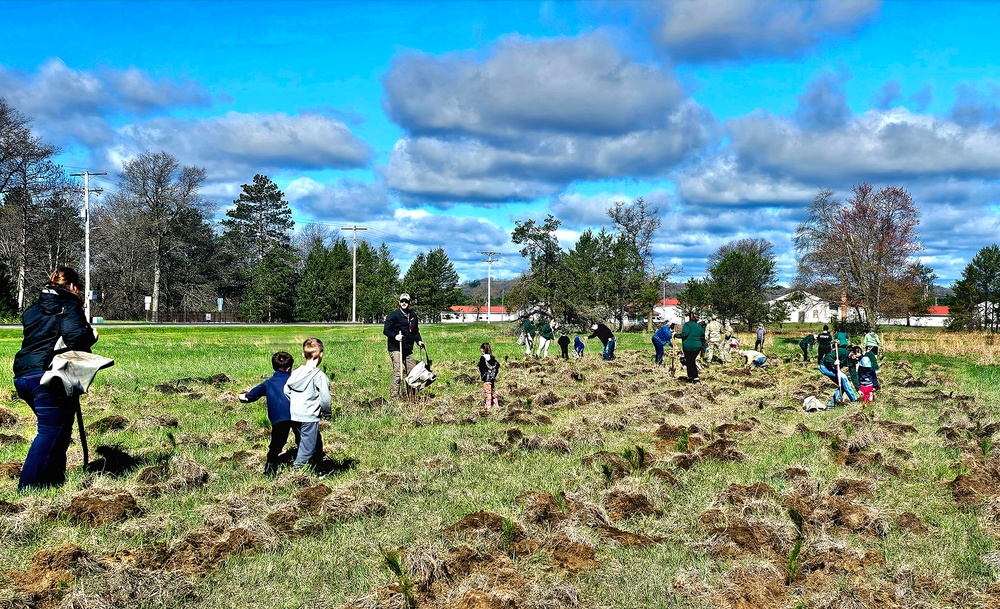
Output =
[{"x1": 1, "y1": 322, "x2": 999, "y2": 608}]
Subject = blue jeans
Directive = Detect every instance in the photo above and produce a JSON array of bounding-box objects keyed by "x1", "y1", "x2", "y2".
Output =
[
  {"x1": 602, "y1": 338, "x2": 616, "y2": 360},
  {"x1": 819, "y1": 364, "x2": 857, "y2": 405},
  {"x1": 652, "y1": 338, "x2": 665, "y2": 365},
  {"x1": 15, "y1": 371, "x2": 78, "y2": 491}
]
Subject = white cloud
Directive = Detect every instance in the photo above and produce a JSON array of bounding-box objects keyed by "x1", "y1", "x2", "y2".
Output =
[
  {"x1": 649, "y1": 0, "x2": 880, "y2": 63},
  {"x1": 103, "y1": 111, "x2": 372, "y2": 180}
]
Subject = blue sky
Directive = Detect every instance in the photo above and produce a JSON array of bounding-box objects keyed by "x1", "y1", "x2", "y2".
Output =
[{"x1": 3, "y1": 0, "x2": 999, "y2": 287}]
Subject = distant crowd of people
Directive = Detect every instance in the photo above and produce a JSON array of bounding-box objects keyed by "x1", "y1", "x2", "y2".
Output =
[{"x1": 12, "y1": 268, "x2": 893, "y2": 487}]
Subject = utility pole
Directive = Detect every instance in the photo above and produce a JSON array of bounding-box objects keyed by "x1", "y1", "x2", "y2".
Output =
[
  {"x1": 479, "y1": 251, "x2": 499, "y2": 324},
  {"x1": 69, "y1": 170, "x2": 106, "y2": 320},
  {"x1": 341, "y1": 225, "x2": 368, "y2": 323}
]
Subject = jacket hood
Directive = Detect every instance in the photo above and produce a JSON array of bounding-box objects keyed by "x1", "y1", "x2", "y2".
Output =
[
  {"x1": 38, "y1": 288, "x2": 79, "y2": 315},
  {"x1": 286, "y1": 366, "x2": 322, "y2": 392}
]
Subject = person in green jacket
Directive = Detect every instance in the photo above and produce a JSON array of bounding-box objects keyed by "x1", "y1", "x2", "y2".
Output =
[
  {"x1": 862, "y1": 327, "x2": 884, "y2": 358},
  {"x1": 799, "y1": 333, "x2": 815, "y2": 362},
  {"x1": 677, "y1": 311, "x2": 705, "y2": 382},
  {"x1": 521, "y1": 318, "x2": 535, "y2": 357},
  {"x1": 816, "y1": 325, "x2": 833, "y2": 365},
  {"x1": 535, "y1": 319, "x2": 555, "y2": 358}
]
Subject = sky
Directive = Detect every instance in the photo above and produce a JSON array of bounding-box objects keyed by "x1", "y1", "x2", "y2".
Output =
[{"x1": 3, "y1": 0, "x2": 999, "y2": 288}]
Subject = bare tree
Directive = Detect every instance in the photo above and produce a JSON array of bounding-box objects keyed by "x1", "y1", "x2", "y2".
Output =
[
  {"x1": 105, "y1": 151, "x2": 210, "y2": 321},
  {"x1": 794, "y1": 183, "x2": 922, "y2": 327}
]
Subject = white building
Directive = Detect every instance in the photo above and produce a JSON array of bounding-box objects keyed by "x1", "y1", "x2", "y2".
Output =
[
  {"x1": 442, "y1": 305, "x2": 515, "y2": 323},
  {"x1": 769, "y1": 291, "x2": 838, "y2": 324}
]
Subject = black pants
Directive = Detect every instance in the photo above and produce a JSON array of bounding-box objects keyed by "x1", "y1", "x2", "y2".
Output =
[
  {"x1": 267, "y1": 420, "x2": 302, "y2": 464},
  {"x1": 801, "y1": 345, "x2": 810, "y2": 361},
  {"x1": 560, "y1": 344, "x2": 569, "y2": 359},
  {"x1": 682, "y1": 349, "x2": 700, "y2": 381},
  {"x1": 817, "y1": 347, "x2": 830, "y2": 366}
]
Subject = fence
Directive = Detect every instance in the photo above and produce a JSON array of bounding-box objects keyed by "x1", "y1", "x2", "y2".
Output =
[{"x1": 146, "y1": 311, "x2": 246, "y2": 323}]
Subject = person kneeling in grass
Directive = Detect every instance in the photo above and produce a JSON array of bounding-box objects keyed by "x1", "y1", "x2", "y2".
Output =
[
  {"x1": 737, "y1": 349, "x2": 768, "y2": 369},
  {"x1": 284, "y1": 338, "x2": 331, "y2": 471},
  {"x1": 239, "y1": 351, "x2": 296, "y2": 477}
]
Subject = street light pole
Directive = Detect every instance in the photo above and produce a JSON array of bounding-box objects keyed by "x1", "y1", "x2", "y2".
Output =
[
  {"x1": 69, "y1": 170, "x2": 106, "y2": 320},
  {"x1": 479, "y1": 251, "x2": 499, "y2": 323},
  {"x1": 341, "y1": 225, "x2": 367, "y2": 323}
]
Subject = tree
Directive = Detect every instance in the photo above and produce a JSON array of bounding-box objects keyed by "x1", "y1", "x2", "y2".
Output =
[
  {"x1": 221, "y1": 174, "x2": 294, "y2": 266},
  {"x1": 357, "y1": 242, "x2": 400, "y2": 323},
  {"x1": 794, "y1": 183, "x2": 922, "y2": 327},
  {"x1": 676, "y1": 277, "x2": 712, "y2": 319},
  {"x1": 294, "y1": 235, "x2": 336, "y2": 322},
  {"x1": 707, "y1": 239, "x2": 778, "y2": 329},
  {"x1": 948, "y1": 244, "x2": 1000, "y2": 332},
  {"x1": 402, "y1": 247, "x2": 461, "y2": 322},
  {"x1": 107, "y1": 151, "x2": 211, "y2": 321},
  {"x1": 510, "y1": 214, "x2": 563, "y2": 318},
  {"x1": 241, "y1": 246, "x2": 298, "y2": 322},
  {"x1": 0, "y1": 98, "x2": 68, "y2": 309},
  {"x1": 607, "y1": 196, "x2": 669, "y2": 330}
]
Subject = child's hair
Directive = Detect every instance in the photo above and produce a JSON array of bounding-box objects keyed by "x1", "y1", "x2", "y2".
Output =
[
  {"x1": 272, "y1": 351, "x2": 293, "y2": 371},
  {"x1": 302, "y1": 338, "x2": 324, "y2": 360},
  {"x1": 480, "y1": 342, "x2": 492, "y2": 355}
]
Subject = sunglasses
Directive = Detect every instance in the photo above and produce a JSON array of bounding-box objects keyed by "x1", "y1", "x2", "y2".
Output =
[{"x1": 399, "y1": 299, "x2": 410, "y2": 304}]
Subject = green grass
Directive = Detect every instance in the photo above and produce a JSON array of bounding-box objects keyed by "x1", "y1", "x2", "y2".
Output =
[{"x1": 1, "y1": 322, "x2": 999, "y2": 608}]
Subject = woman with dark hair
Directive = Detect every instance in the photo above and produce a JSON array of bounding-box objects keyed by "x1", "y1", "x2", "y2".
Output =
[{"x1": 13, "y1": 266, "x2": 98, "y2": 491}]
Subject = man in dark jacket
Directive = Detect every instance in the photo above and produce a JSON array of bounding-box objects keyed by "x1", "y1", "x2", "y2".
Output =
[
  {"x1": 816, "y1": 325, "x2": 833, "y2": 366},
  {"x1": 383, "y1": 293, "x2": 424, "y2": 398},
  {"x1": 588, "y1": 323, "x2": 616, "y2": 360}
]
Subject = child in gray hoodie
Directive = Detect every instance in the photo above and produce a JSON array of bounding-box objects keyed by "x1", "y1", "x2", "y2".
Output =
[{"x1": 284, "y1": 337, "x2": 331, "y2": 470}]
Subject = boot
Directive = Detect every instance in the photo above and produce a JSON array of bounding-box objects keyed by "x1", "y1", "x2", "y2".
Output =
[
  {"x1": 484, "y1": 389, "x2": 493, "y2": 411},
  {"x1": 263, "y1": 462, "x2": 278, "y2": 477},
  {"x1": 492, "y1": 393, "x2": 499, "y2": 409}
]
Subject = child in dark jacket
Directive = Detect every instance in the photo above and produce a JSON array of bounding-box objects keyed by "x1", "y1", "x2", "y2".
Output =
[
  {"x1": 858, "y1": 356, "x2": 877, "y2": 403},
  {"x1": 239, "y1": 351, "x2": 296, "y2": 477},
  {"x1": 557, "y1": 332, "x2": 571, "y2": 359},
  {"x1": 478, "y1": 342, "x2": 500, "y2": 410}
]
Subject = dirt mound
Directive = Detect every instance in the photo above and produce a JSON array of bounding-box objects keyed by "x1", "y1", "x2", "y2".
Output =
[
  {"x1": 132, "y1": 414, "x2": 180, "y2": 430},
  {"x1": 0, "y1": 460, "x2": 22, "y2": 479},
  {"x1": 546, "y1": 533, "x2": 598, "y2": 572},
  {"x1": 605, "y1": 489, "x2": 662, "y2": 521},
  {"x1": 444, "y1": 510, "x2": 538, "y2": 555},
  {"x1": 452, "y1": 372, "x2": 479, "y2": 385},
  {"x1": 673, "y1": 439, "x2": 747, "y2": 469},
  {"x1": 113, "y1": 526, "x2": 267, "y2": 576},
  {"x1": 716, "y1": 482, "x2": 778, "y2": 506},
  {"x1": 830, "y1": 478, "x2": 875, "y2": 499},
  {"x1": 783, "y1": 491, "x2": 887, "y2": 537},
  {"x1": 896, "y1": 512, "x2": 930, "y2": 533},
  {"x1": 65, "y1": 488, "x2": 141, "y2": 525},
  {"x1": 87, "y1": 415, "x2": 129, "y2": 432},
  {"x1": 950, "y1": 465, "x2": 1000, "y2": 506},
  {"x1": 5, "y1": 543, "x2": 104, "y2": 608},
  {"x1": 534, "y1": 390, "x2": 560, "y2": 406},
  {"x1": 0, "y1": 498, "x2": 24, "y2": 515},
  {"x1": 516, "y1": 491, "x2": 569, "y2": 526},
  {"x1": 714, "y1": 563, "x2": 786, "y2": 609},
  {"x1": 0, "y1": 405, "x2": 17, "y2": 427},
  {"x1": 502, "y1": 409, "x2": 552, "y2": 425},
  {"x1": 0, "y1": 432, "x2": 26, "y2": 445},
  {"x1": 295, "y1": 483, "x2": 333, "y2": 511}
]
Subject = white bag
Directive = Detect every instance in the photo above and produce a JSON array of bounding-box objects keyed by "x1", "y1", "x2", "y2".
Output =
[
  {"x1": 406, "y1": 361, "x2": 436, "y2": 389},
  {"x1": 41, "y1": 338, "x2": 114, "y2": 397},
  {"x1": 517, "y1": 333, "x2": 526, "y2": 346},
  {"x1": 803, "y1": 396, "x2": 827, "y2": 412}
]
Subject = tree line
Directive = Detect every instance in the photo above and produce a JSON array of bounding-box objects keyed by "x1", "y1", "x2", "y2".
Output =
[{"x1": 3, "y1": 96, "x2": 999, "y2": 329}]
